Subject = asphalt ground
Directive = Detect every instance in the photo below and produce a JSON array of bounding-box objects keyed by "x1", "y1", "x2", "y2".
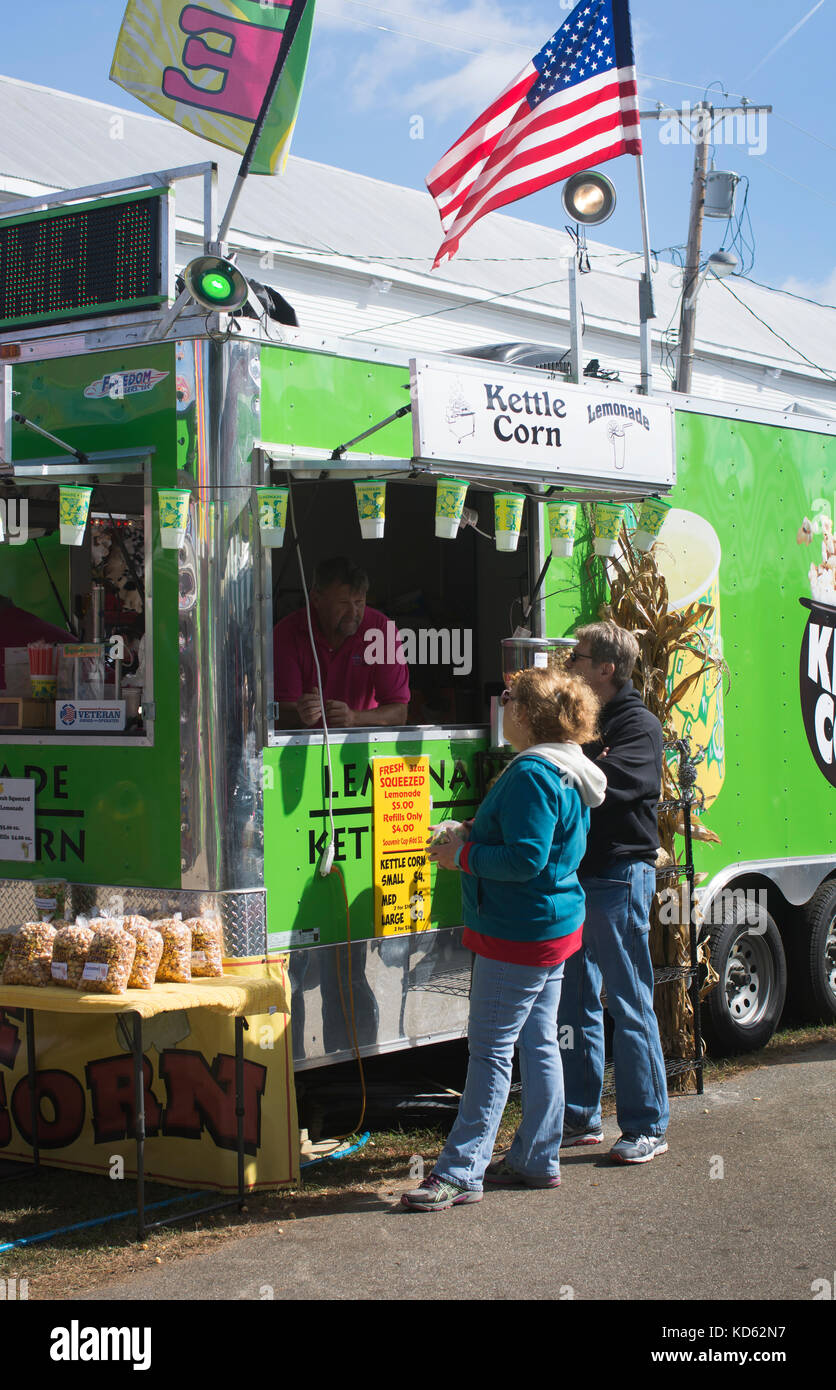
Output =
[{"x1": 75, "y1": 1040, "x2": 835, "y2": 1305}]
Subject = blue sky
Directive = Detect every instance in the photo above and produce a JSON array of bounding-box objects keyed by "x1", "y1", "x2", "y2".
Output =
[{"x1": 1, "y1": 0, "x2": 834, "y2": 301}]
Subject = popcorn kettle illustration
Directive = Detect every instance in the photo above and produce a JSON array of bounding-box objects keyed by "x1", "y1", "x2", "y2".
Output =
[{"x1": 446, "y1": 380, "x2": 476, "y2": 442}]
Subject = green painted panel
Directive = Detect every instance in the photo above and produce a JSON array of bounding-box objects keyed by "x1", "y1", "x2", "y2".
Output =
[
  {"x1": 264, "y1": 736, "x2": 499, "y2": 947},
  {"x1": 261, "y1": 346, "x2": 413, "y2": 459},
  {"x1": 548, "y1": 410, "x2": 836, "y2": 881},
  {"x1": 672, "y1": 411, "x2": 836, "y2": 875},
  {"x1": 11, "y1": 345, "x2": 178, "y2": 478},
  {"x1": 0, "y1": 345, "x2": 182, "y2": 887}
]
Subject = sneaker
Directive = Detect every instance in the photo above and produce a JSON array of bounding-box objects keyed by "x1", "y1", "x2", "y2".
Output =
[
  {"x1": 609, "y1": 1133, "x2": 669, "y2": 1165},
  {"x1": 485, "y1": 1158, "x2": 560, "y2": 1189},
  {"x1": 400, "y1": 1175, "x2": 482, "y2": 1211},
  {"x1": 561, "y1": 1124, "x2": 604, "y2": 1148}
]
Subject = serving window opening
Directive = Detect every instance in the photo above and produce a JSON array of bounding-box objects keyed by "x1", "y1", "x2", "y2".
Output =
[
  {"x1": 0, "y1": 470, "x2": 151, "y2": 737},
  {"x1": 270, "y1": 476, "x2": 538, "y2": 732}
]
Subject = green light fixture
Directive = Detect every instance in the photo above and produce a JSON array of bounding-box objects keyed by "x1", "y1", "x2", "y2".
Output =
[{"x1": 183, "y1": 255, "x2": 249, "y2": 312}]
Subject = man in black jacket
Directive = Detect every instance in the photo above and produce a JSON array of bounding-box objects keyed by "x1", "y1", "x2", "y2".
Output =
[{"x1": 558, "y1": 620, "x2": 670, "y2": 1163}]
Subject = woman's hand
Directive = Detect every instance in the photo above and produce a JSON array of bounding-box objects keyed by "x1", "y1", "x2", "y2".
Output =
[{"x1": 426, "y1": 837, "x2": 460, "y2": 871}]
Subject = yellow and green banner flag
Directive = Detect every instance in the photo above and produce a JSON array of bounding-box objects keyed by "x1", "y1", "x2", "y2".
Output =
[{"x1": 110, "y1": 0, "x2": 316, "y2": 175}]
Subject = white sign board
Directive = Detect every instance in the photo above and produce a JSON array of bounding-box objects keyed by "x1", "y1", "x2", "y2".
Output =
[
  {"x1": 0, "y1": 777, "x2": 36, "y2": 862},
  {"x1": 411, "y1": 357, "x2": 675, "y2": 489}
]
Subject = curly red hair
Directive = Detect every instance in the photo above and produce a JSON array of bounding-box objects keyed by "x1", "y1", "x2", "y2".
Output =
[{"x1": 509, "y1": 666, "x2": 599, "y2": 745}]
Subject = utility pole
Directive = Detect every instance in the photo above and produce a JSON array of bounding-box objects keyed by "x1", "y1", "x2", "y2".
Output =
[
  {"x1": 639, "y1": 101, "x2": 771, "y2": 396},
  {"x1": 676, "y1": 104, "x2": 711, "y2": 396}
]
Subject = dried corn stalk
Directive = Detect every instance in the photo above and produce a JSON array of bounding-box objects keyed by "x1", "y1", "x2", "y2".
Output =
[{"x1": 595, "y1": 518, "x2": 724, "y2": 1089}]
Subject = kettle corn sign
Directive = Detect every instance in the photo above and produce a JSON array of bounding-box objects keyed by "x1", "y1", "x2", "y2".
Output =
[{"x1": 372, "y1": 756, "x2": 431, "y2": 936}]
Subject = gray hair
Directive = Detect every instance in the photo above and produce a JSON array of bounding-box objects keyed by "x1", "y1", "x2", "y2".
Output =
[
  {"x1": 312, "y1": 556, "x2": 369, "y2": 593},
  {"x1": 574, "y1": 620, "x2": 639, "y2": 687}
]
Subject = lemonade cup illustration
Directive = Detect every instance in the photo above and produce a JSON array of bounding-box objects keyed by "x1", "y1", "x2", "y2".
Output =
[
  {"x1": 435, "y1": 478, "x2": 468, "y2": 540},
  {"x1": 494, "y1": 492, "x2": 525, "y2": 552},
  {"x1": 547, "y1": 502, "x2": 578, "y2": 558},
  {"x1": 592, "y1": 503, "x2": 625, "y2": 556},
  {"x1": 257, "y1": 486, "x2": 289, "y2": 547},
  {"x1": 159, "y1": 488, "x2": 191, "y2": 550},
  {"x1": 59, "y1": 486, "x2": 93, "y2": 546},
  {"x1": 654, "y1": 508, "x2": 725, "y2": 809},
  {"x1": 355, "y1": 479, "x2": 387, "y2": 540},
  {"x1": 632, "y1": 495, "x2": 672, "y2": 552}
]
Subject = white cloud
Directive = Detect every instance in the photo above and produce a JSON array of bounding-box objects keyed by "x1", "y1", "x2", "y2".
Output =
[
  {"x1": 315, "y1": 0, "x2": 547, "y2": 118},
  {"x1": 782, "y1": 266, "x2": 836, "y2": 307}
]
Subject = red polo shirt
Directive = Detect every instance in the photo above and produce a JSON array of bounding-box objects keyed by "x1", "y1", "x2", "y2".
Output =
[{"x1": 273, "y1": 605, "x2": 410, "y2": 722}]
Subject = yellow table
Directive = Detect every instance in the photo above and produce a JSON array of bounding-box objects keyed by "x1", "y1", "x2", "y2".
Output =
[{"x1": 0, "y1": 975, "x2": 288, "y2": 1239}]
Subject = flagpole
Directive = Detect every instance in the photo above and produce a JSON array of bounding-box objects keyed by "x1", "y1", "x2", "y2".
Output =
[
  {"x1": 216, "y1": 0, "x2": 311, "y2": 247},
  {"x1": 635, "y1": 149, "x2": 655, "y2": 395}
]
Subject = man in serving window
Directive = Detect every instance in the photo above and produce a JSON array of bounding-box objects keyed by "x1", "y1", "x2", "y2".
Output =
[{"x1": 273, "y1": 557, "x2": 409, "y2": 728}]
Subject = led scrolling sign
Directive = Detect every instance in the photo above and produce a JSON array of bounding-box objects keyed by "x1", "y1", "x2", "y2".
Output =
[{"x1": 0, "y1": 187, "x2": 167, "y2": 333}]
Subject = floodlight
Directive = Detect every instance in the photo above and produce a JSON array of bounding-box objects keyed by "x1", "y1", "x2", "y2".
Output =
[
  {"x1": 562, "y1": 171, "x2": 617, "y2": 225},
  {"x1": 183, "y1": 256, "x2": 249, "y2": 312}
]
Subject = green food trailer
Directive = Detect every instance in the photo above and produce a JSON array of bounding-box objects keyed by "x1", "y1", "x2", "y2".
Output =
[{"x1": 0, "y1": 164, "x2": 834, "y2": 1154}]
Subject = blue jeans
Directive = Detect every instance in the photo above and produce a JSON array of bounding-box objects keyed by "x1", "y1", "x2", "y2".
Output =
[
  {"x1": 558, "y1": 859, "x2": 669, "y2": 1138},
  {"x1": 433, "y1": 954, "x2": 566, "y2": 1192}
]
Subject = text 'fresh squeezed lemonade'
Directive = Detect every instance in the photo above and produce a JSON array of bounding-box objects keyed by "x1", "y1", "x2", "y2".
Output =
[{"x1": 654, "y1": 509, "x2": 725, "y2": 809}]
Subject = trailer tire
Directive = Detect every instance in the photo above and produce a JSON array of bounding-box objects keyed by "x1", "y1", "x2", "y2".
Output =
[
  {"x1": 702, "y1": 901, "x2": 787, "y2": 1054},
  {"x1": 785, "y1": 883, "x2": 836, "y2": 1024}
]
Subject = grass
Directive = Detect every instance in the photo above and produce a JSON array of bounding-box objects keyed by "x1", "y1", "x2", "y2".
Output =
[{"x1": 1, "y1": 1021, "x2": 833, "y2": 1300}]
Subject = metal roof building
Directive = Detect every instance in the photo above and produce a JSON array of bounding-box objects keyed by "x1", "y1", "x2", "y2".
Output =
[{"x1": 1, "y1": 74, "x2": 834, "y2": 416}]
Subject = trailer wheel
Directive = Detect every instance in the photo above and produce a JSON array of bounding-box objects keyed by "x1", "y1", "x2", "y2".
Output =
[
  {"x1": 702, "y1": 902, "x2": 787, "y2": 1054},
  {"x1": 785, "y1": 882, "x2": 836, "y2": 1024}
]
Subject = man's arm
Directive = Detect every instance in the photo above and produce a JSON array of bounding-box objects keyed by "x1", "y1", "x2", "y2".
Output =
[
  {"x1": 276, "y1": 694, "x2": 322, "y2": 729},
  {"x1": 594, "y1": 726, "x2": 661, "y2": 805},
  {"x1": 324, "y1": 700, "x2": 407, "y2": 728}
]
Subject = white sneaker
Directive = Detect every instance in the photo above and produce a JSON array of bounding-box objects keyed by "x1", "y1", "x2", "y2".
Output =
[{"x1": 609, "y1": 1133, "x2": 668, "y2": 1164}]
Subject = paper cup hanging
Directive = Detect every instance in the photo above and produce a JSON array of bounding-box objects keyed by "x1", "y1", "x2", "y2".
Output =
[
  {"x1": 158, "y1": 488, "x2": 191, "y2": 550},
  {"x1": 435, "y1": 477, "x2": 468, "y2": 540},
  {"x1": 547, "y1": 502, "x2": 578, "y2": 558},
  {"x1": 494, "y1": 492, "x2": 526, "y2": 553},
  {"x1": 257, "y1": 487, "x2": 289, "y2": 547},
  {"x1": 632, "y1": 495, "x2": 672, "y2": 552},
  {"x1": 592, "y1": 503, "x2": 626, "y2": 557},
  {"x1": 59, "y1": 485, "x2": 93, "y2": 547},
  {"x1": 355, "y1": 478, "x2": 386, "y2": 540}
]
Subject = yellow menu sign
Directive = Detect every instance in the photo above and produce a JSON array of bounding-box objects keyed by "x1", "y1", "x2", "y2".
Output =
[{"x1": 372, "y1": 755, "x2": 431, "y2": 936}]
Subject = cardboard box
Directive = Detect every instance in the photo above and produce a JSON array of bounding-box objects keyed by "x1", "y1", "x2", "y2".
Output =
[{"x1": 0, "y1": 697, "x2": 52, "y2": 729}]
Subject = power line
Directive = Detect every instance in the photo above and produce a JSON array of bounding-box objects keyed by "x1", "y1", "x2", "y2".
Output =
[
  {"x1": 759, "y1": 159, "x2": 836, "y2": 211},
  {"x1": 715, "y1": 275, "x2": 836, "y2": 383},
  {"x1": 772, "y1": 111, "x2": 836, "y2": 156},
  {"x1": 340, "y1": 271, "x2": 571, "y2": 339}
]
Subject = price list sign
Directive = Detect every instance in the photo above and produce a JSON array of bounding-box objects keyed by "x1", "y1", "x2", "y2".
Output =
[
  {"x1": 372, "y1": 756, "x2": 431, "y2": 937},
  {"x1": 0, "y1": 188, "x2": 167, "y2": 332},
  {"x1": 0, "y1": 778, "x2": 36, "y2": 862}
]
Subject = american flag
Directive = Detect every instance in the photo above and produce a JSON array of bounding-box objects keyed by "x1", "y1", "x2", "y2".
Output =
[{"x1": 427, "y1": 0, "x2": 642, "y2": 268}]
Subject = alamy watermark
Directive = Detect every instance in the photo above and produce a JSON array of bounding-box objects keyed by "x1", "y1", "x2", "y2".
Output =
[
  {"x1": 364, "y1": 620, "x2": 473, "y2": 677},
  {"x1": 659, "y1": 101, "x2": 767, "y2": 157},
  {"x1": 658, "y1": 885, "x2": 769, "y2": 934},
  {"x1": 0, "y1": 498, "x2": 28, "y2": 544}
]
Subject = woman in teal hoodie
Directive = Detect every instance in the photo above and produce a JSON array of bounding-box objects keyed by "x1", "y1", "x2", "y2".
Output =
[{"x1": 402, "y1": 666, "x2": 605, "y2": 1212}]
